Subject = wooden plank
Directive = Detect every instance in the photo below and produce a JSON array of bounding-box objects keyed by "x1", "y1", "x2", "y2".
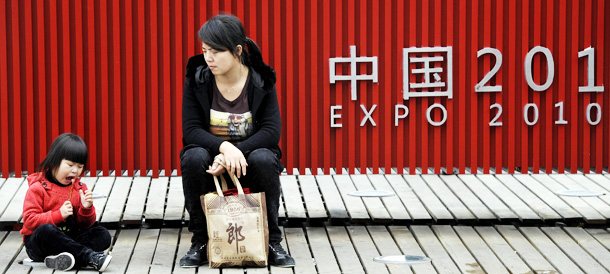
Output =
[
  {"x1": 125, "y1": 228, "x2": 160, "y2": 273},
  {"x1": 410, "y1": 225, "x2": 461, "y2": 274},
  {"x1": 512, "y1": 175, "x2": 581, "y2": 221},
  {"x1": 279, "y1": 175, "x2": 307, "y2": 220},
  {"x1": 495, "y1": 174, "x2": 561, "y2": 221},
  {"x1": 351, "y1": 175, "x2": 392, "y2": 222},
  {"x1": 278, "y1": 191, "x2": 287, "y2": 221},
  {"x1": 4, "y1": 246, "x2": 30, "y2": 274},
  {"x1": 0, "y1": 178, "x2": 25, "y2": 218},
  {"x1": 587, "y1": 228, "x2": 610, "y2": 250},
  {"x1": 106, "y1": 229, "x2": 139, "y2": 274},
  {"x1": 222, "y1": 268, "x2": 245, "y2": 274},
  {"x1": 585, "y1": 174, "x2": 610, "y2": 193},
  {"x1": 325, "y1": 226, "x2": 365, "y2": 274},
  {"x1": 333, "y1": 175, "x2": 369, "y2": 221},
  {"x1": 346, "y1": 226, "x2": 389, "y2": 274},
  {"x1": 404, "y1": 176, "x2": 453, "y2": 222},
  {"x1": 284, "y1": 227, "x2": 317, "y2": 274},
  {"x1": 453, "y1": 226, "x2": 508, "y2": 274},
  {"x1": 457, "y1": 175, "x2": 518, "y2": 221},
  {"x1": 387, "y1": 226, "x2": 437, "y2": 274},
  {"x1": 80, "y1": 176, "x2": 97, "y2": 191},
  {"x1": 0, "y1": 232, "x2": 24, "y2": 274},
  {"x1": 123, "y1": 177, "x2": 151, "y2": 224},
  {"x1": 0, "y1": 178, "x2": 6, "y2": 191},
  {"x1": 366, "y1": 226, "x2": 412, "y2": 274},
  {"x1": 149, "y1": 228, "x2": 180, "y2": 273},
  {"x1": 439, "y1": 175, "x2": 495, "y2": 221},
  {"x1": 474, "y1": 227, "x2": 532, "y2": 274},
  {"x1": 558, "y1": 174, "x2": 610, "y2": 217},
  {"x1": 532, "y1": 174, "x2": 605, "y2": 224},
  {"x1": 367, "y1": 175, "x2": 411, "y2": 221},
  {"x1": 495, "y1": 225, "x2": 556, "y2": 273},
  {"x1": 306, "y1": 227, "x2": 341, "y2": 274},
  {"x1": 92, "y1": 177, "x2": 116, "y2": 222},
  {"x1": 0, "y1": 179, "x2": 28, "y2": 224},
  {"x1": 315, "y1": 175, "x2": 349, "y2": 220},
  {"x1": 101, "y1": 177, "x2": 133, "y2": 224},
  {"x1": 145, "y1": 177, "x2": 169, "y2": 221},
  {"x1": 385, "y1": 175, "x2": 431, "y2": 221},
  {"x1": 298, "y1": 176, "x2": 328, "y2": 219},
  {"x1": 244, "y1": 266, "x2": 267, "y2": 274},
  {"x1": 165, "y1": 177, "x2": 185, "y2": 222},
  {"x1": 423, "y1": 176, "x2": 475, "y2": 221},
  {"x1": 431, "y1": 226, "x2": 485, "y2": 274},
  {"x1": 578, "y1": 174, "x2": 610, "y2": 207},
  {"x1": 519, "y1": 226, "x2": 584, "y2": 274},
  {"x1": 564, "y1": 227, "x2": 610, "y2": 273},
  {"x1": 541, "y1": 227, "x2": 608, "y2": 274},
  {"x1": 173, "y1": 230, "x2": 196, "y2": 274},
  {"x1": 476, "y1": 175, "x2": 540, "y2": 222}
]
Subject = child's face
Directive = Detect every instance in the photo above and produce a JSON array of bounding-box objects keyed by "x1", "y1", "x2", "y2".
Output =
[{"x1": 53, "y1": 159, "x2": 84, "y2": 185}]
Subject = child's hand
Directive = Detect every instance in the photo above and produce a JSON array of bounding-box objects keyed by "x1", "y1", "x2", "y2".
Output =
[
  {"x1": 60, "y1": 201, "x2": 73, "y2": 219},
  {"x1": 80, "y1": 189, "x2": 93, "y2": 208}
]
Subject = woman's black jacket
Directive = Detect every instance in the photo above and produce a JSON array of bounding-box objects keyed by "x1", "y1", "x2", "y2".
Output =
[{"x1": 181, "y1": 54, "x2": 282, "y2": 159}]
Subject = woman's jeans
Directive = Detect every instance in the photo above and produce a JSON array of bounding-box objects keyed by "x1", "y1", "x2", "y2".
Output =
[
  {"x1": 181, "y1": 146, "x2": 283, "y2": 244},
  {"x1": 24, "y1": 223, "x2": 111, "y2": 265}
]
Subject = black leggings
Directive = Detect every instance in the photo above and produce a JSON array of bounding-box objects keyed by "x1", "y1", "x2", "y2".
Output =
[
  {"x1": 25, "y1": 223, "x2": 111, "y2": 266},
  {"x1": 181, "y1": 146, "x2": 284, "y2": 244}
]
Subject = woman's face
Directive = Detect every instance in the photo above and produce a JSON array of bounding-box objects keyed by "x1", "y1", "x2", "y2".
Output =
[
  {"x1": 201, "y1": 42, "x2": 242, "y2": 76},
  {"x1": 53, "y1": 159, "x2": 84, "y2": 185}
]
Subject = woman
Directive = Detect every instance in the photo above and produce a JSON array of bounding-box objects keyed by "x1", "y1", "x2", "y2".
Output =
[{"x1": 180, "y1": 14, "x2": 294, "y2": 268}]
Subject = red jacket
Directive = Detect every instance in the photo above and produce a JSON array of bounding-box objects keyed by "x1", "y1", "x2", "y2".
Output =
[{"x1": 20, "y1": 172, "x2": 96, "y2": 237}]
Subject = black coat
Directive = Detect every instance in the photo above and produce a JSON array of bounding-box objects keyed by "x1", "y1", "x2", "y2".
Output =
[{"x1": 181, "y1": 54, "x2": 282, "y2": 159}]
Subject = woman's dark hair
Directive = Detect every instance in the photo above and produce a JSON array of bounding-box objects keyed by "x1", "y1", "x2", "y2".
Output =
[
  {"x1": 38, "y1": 133, "x2": 88, "y2": 181},
  {"x1": 198, "y1": 14, "x2": 273, "y2": 79}
]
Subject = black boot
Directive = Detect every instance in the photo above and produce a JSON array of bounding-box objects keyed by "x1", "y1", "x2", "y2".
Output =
[
  {"x1": 268, "y1": 242, "x2": 295, "y2": 267},
  {"x1": 180, "y1": 241, "x2": 207, "y2": 268}
]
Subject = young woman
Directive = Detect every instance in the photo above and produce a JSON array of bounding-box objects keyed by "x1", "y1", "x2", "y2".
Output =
[
  {"x1": 180, "y1": 14, "x2": 294, "y2": 268},
  {"x1": 21, "y1": 133, "x2": 112, "y2": 271}
]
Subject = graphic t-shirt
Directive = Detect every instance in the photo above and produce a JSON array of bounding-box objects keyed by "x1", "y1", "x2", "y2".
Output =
[{"x1": 210, "y1": 72, "x2": 253, "y2": 144}]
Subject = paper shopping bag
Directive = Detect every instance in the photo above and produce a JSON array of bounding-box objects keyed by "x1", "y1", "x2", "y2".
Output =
[{"x1": 201, "y1": 172, "x2": 269, "y2": 268}]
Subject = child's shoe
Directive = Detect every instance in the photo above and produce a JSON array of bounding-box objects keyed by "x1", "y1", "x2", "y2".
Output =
[
  {"x1": 44, "y1": 252, "x2": 75, "y2": 271},
  {"x1": 88, "y1": 252, "x2": 112, "y2": 272}
]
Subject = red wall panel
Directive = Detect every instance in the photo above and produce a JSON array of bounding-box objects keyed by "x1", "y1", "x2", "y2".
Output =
[{"x1": 0, "y1": 0, "x2": 608, "y2": 178}]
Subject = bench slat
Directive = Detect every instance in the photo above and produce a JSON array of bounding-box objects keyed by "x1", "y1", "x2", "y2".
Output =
[
  {"x1": 280, "y1": 176, "x2": 307, "y2": 220},
  {"x1": 123, "y1": 177, "x2": 151, "y2": 224},
  {"x1": 299, "y1": 176, "x2": 327, "y2": 219},
  {"x1": 316, "y1": 175, "x2": 349, "y2": 220},
  {"x1": 145, "y1": 177, "x2": 169, "y2": 221}
]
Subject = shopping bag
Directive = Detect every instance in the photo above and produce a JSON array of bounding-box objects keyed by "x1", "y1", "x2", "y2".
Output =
[{"x1": 201, "y1": 158, "x2": 269, "y2": 268}]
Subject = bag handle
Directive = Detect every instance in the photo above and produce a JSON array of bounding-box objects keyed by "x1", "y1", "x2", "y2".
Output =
[{"x1": 212, "y1": 155, "x2": 245, "y2": 197}]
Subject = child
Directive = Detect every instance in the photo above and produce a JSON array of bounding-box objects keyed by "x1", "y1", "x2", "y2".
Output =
[{"x1": 20, "y1": 133, "x2": 112, "y2": 271}]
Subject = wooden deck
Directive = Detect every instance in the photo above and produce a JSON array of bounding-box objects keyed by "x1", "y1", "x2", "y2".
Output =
[{"x1": 1, "y1": 173, "x2": 610, "y2": 273}]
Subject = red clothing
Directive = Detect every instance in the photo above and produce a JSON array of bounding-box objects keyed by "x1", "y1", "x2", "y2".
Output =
[{"x1": 20, "y1": 172, "x2": 96, "y2": 238}]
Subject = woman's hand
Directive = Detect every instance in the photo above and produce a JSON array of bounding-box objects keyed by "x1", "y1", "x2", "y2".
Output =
[
  {"x1": 80, "y1": 189, "x2": 93, "y2": 208},
  {"x1": 207, "y1": 154, "x2": 227, "y2": 176},
  {"x1": 60, "y1": 201, "x2": 73, "y2": 219},
  {"x1": 219, "y1": 142, "x2": 248, "y2": 178}
]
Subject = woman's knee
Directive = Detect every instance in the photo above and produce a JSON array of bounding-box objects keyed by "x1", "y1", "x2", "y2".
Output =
[
  {"x1": 247, "y1": 148, "x2": 280, "y2": 170},
  {"x1": 180, "y1": 147, "x2": 212, "y2": 173}
]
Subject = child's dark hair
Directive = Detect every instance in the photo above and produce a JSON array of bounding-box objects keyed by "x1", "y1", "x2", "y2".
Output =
[
  {"x1": 38, "y1": 133, "x2": 88, "y2": 180},
  {"x1": 198, "y1": 14, "x2": 275, "y2": 82}
]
